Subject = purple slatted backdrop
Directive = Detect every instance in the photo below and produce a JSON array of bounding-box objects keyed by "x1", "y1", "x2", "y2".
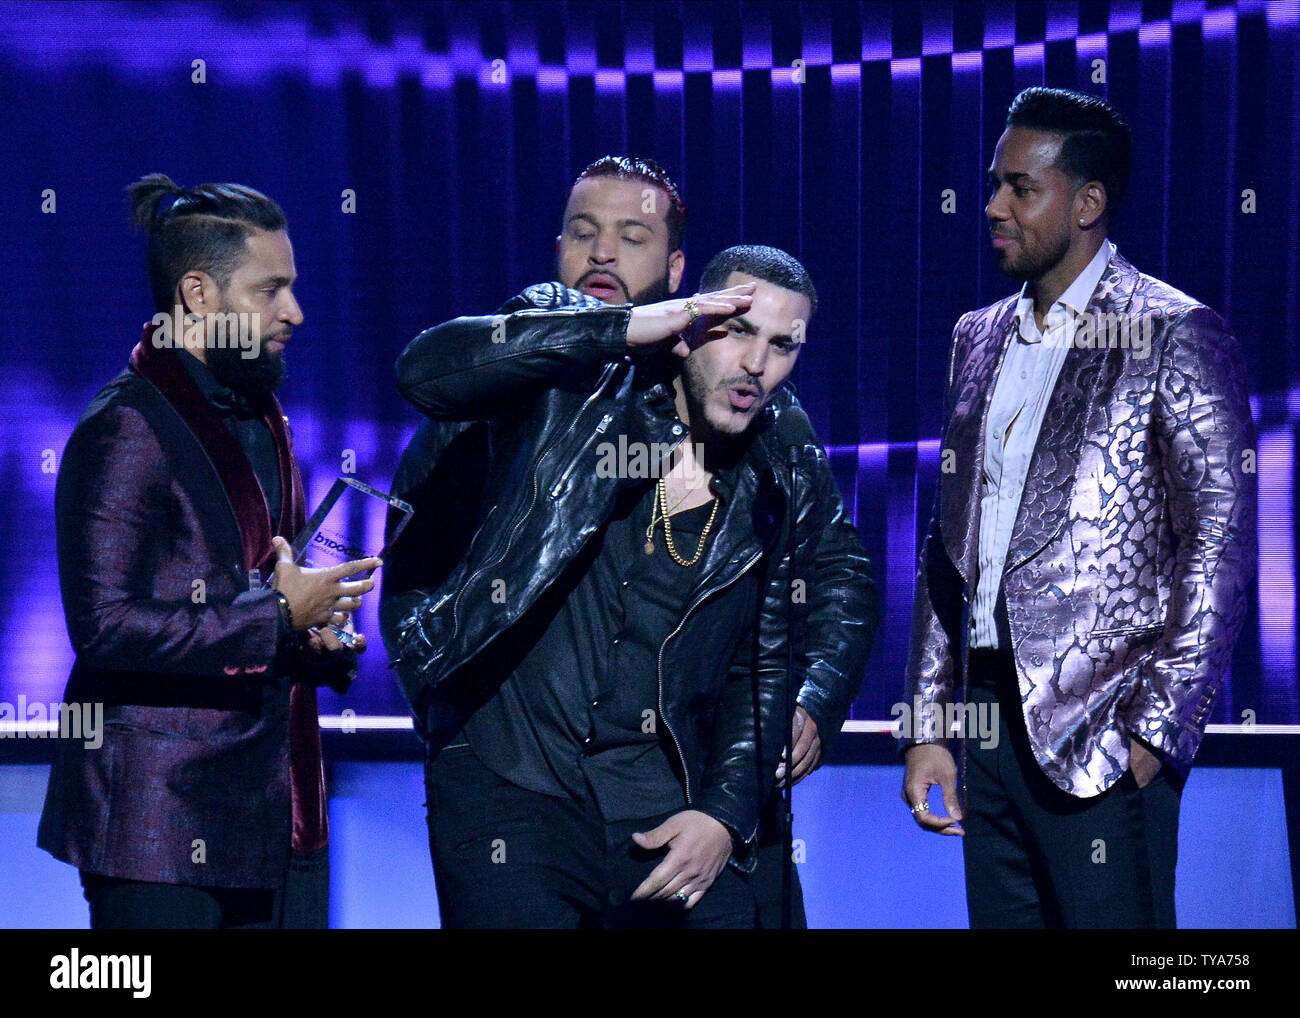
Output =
[{"x1": 0, "y1": 1, "x2": 1295, "y2": 728}]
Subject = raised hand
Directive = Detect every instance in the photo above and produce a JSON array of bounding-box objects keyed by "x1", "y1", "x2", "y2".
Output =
[{"x1": 625, "y1": 283, "x2": 756, "y2": 355}]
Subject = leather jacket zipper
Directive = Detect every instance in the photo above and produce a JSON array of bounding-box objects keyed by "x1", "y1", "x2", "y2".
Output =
[
  {"x1": 550, "y1": 412, "x2": 614, "y2": 498},
  {"x1": 447, "y1": 362, "x2": 620, "y2": 644},
  {"x1": 656, "y1": 546, "x2": 764, "y2": 817}
]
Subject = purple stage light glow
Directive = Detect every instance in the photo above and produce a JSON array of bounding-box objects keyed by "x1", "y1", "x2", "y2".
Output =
[
  {"x1": 505, "y1": 35, "x2": 541, "y2": 78},
  {"x1": 741, "y1": 33, "x2": 770, "y2": 70},
  {"x1": 798, "y1": 32, "x2": 833, "y2": 67},
  {"x1": 536, "y1": 65, "x2": 568, "y2": 92},
  {"x1": 1138, "y1": 20, "x2": 1173, "y2": 46},
  {"x1": 1109, "y1": 1, "x2": 1145, "y2": 33},
  {"x1": 921, "y1": 12, "x2": 952, "y2": 55},
  {"x1": 890, "y1": 56, "x2": 922, "y2": 79},
  {"x1": 1203, "y1": 6, "x2": 1240, "y2": 37},
  {"x1": 653, "y1": 69, "x2": 684, "y2": 90},
  {"x1": 564, "y1": 45, "x2": 597, "y2": 77},
  {"x1": 682, "y1": 32, "x2": 712, "y2": 74},
  {"x1": 862, "y1": 35, "x2": 892, "y2": 63},
  {"x1": 419, "y1": 56, "x2": 454, "y2": 89},
  {"x1": 1265, "y1": 2, "x2": 1300, "y2": 26},
  {"x1": 0, "y1": 1, "x2": 1271, "y2": 90},
  {"x1": 826, "y1": 438, "x2": 942, "y2": 459},
  {"x1": 1256, "y1": 429, "x2": 1299, "y2": 709},
  {"x1": 982, "y1": 7, "x2": 1016, "y2": 50},
  {"x1": 1075, "y1": 32, "x2": 1109, "y2": 57},
  {"x1": 1045, "y1": 6, "x2": 1080, "y2": 41},
  {"x1": 594, "y1": 68, "x2": 626, "y2": 92},
  {"x1": 1171, "y1": 1, "x2": 1210, "y2": 26},
  {"x1": 623, "y1": 45, "x2": 655, "y2": 77},
  {"x1": 1013, "y1": 41, "x2": 1045, "y2": 66},
  {"x1": 450, "y1": 36, "x2": 484, "y2": 77}
]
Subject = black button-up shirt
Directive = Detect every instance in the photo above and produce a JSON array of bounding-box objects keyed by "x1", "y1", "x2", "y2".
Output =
[
  {"x1": 177, "y1": 350, "x2": 282, "y2": 526},
  {"x1": 462, "y1": 476, "x2": 721, "y2": 822}
]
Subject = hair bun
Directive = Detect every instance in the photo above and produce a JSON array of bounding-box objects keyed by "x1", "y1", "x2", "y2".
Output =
[{"x1": 126, "y1": 173, "x2": 183, "y2": 232}]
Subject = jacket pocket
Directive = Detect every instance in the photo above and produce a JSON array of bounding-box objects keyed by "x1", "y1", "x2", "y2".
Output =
[{"x1": 1091, "y1": 622, "x2": 1165, "y2": 639}]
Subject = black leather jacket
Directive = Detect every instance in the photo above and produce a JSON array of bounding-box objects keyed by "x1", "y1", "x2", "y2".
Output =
[{"x1": 384, "y1": 283, "x2": 878, "y2": 866}]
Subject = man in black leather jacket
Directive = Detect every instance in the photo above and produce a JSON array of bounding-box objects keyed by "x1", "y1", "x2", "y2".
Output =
[{"x1": 382, "y1": 161, "x2": 877, "y2": 927}]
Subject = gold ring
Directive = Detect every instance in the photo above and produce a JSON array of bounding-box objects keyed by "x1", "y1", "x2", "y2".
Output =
[{"x1": 683, "y1": 296, "x2": 700, "y2": 325}]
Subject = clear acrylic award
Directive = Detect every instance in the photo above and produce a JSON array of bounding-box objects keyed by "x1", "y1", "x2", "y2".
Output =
[{"x1": 267, "y1": 477, "x2": 413, "y2": 648}]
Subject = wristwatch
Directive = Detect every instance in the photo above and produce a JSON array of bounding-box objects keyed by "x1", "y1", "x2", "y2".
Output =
[{"x1": 274, "y1": 590, "x2": 295, "y2": 634}]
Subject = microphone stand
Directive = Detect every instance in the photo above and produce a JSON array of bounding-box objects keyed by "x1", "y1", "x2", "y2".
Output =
[{"x1": 781, "y1": 443, "x2": 801, "y2": 930}]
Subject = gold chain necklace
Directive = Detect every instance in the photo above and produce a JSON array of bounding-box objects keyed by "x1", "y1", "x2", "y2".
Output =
[{"x1": 644, "y1": 476, "x2": 719, "y2": 566}]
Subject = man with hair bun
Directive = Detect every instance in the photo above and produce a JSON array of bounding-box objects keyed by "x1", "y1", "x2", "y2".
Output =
[{"x1": 38, "y1": 174, "x2": 381, "y2": 929}]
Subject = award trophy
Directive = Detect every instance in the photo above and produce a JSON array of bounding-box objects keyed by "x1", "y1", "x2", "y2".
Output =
[{"x1": 261, "y1": 477, "x2": 414, "y2": 648}]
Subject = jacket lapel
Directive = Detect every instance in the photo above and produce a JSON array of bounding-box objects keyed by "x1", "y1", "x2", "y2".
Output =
[
  {"x1": 1002, "y1": 252, "x2": 1139, "y2": 572},
  {"x1": 263, "y1": 403, "x2": 306, "y2": 560},
  {"x1": 940, "y1": 299, "x2": 1018, "y2": 583},
  {"x1": 130, "y1": 324, "x2": 291, "y2": 575}
]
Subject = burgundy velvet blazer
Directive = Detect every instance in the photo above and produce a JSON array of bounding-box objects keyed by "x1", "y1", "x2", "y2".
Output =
[{"x1": 38, "y1": 329, "x2": 342, "y2": 888}]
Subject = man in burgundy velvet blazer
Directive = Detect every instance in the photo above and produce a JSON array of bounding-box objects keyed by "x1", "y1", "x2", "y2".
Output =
[{"x1": 38, "y1": 175, "x2": 379, "y2": 929}]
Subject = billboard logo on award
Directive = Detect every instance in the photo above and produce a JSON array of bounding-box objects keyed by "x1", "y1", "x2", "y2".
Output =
[{"x1": 313, "y1": 532, "x2": 366, "y2": 560}]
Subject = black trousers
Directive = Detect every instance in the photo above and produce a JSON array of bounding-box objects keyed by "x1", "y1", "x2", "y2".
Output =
[
  {"x1": 962, "y1": 643, "x2": 1183, "y2": 929},
  {"x1": 425, "y1": 743, "x2": 758, "y2": 929},
  {"x1": 79, "y1": 848, "x2": 329, "y2": 929}
]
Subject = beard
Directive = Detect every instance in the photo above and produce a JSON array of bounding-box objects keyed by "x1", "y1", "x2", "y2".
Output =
[
  {"x1": 678, "y1": 355, "x2": 761, "y2": 457},
  {"x1": 997, "y1": 224, "x2": 1072, "y2": 283},
  {"x1": 205, "y1": 311, "x2": 287, "y2": 400},
  {"x1": 626, "y1": 270, "x2": 671, "y2": 306},
  {"x1": 557, "y1": 255, "x2": 672, "y2": 307}
]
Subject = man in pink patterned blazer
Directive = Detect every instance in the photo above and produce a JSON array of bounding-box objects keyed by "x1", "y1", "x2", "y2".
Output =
[{"x1": 901, "y1": 88, "x2": 1256, "y2": 928}]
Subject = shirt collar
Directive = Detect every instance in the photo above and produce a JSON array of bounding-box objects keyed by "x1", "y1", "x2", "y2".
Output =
[{"x1": 1012, "y1": 239, "x2": 1116, "y2": 342}]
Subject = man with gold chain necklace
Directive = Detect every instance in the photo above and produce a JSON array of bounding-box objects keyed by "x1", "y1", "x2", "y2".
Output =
[{"x1": 384, "y1": 158, "x2": 876, "y2": 928}]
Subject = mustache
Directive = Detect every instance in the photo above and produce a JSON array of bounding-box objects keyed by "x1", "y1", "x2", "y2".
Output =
[
  {"x1": 577, "y1": 269, "x2": 629, "y2": 296},
  {"x1": 719, "y1": 375, "x2": 763, "y2": 396}
]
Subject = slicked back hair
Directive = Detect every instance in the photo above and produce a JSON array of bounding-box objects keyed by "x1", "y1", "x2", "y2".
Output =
[
  {"x1": 126, "y1": 173, "x2": 288, "y2": 312},
  {"x1": 698, "y1": 244, "x2": 818, "y2": 319},
  {"x1": 1005, "y1": 87, "x2": 1133, "y2": 221},
  {"x1": 569, "y1": 156, "x2": 687, "y2": 251}
]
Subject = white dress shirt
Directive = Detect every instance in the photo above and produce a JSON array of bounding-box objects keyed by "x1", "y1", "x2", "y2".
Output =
[{"x1": 970, "y1": 239, "x2": 1115, "y2": 649}]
